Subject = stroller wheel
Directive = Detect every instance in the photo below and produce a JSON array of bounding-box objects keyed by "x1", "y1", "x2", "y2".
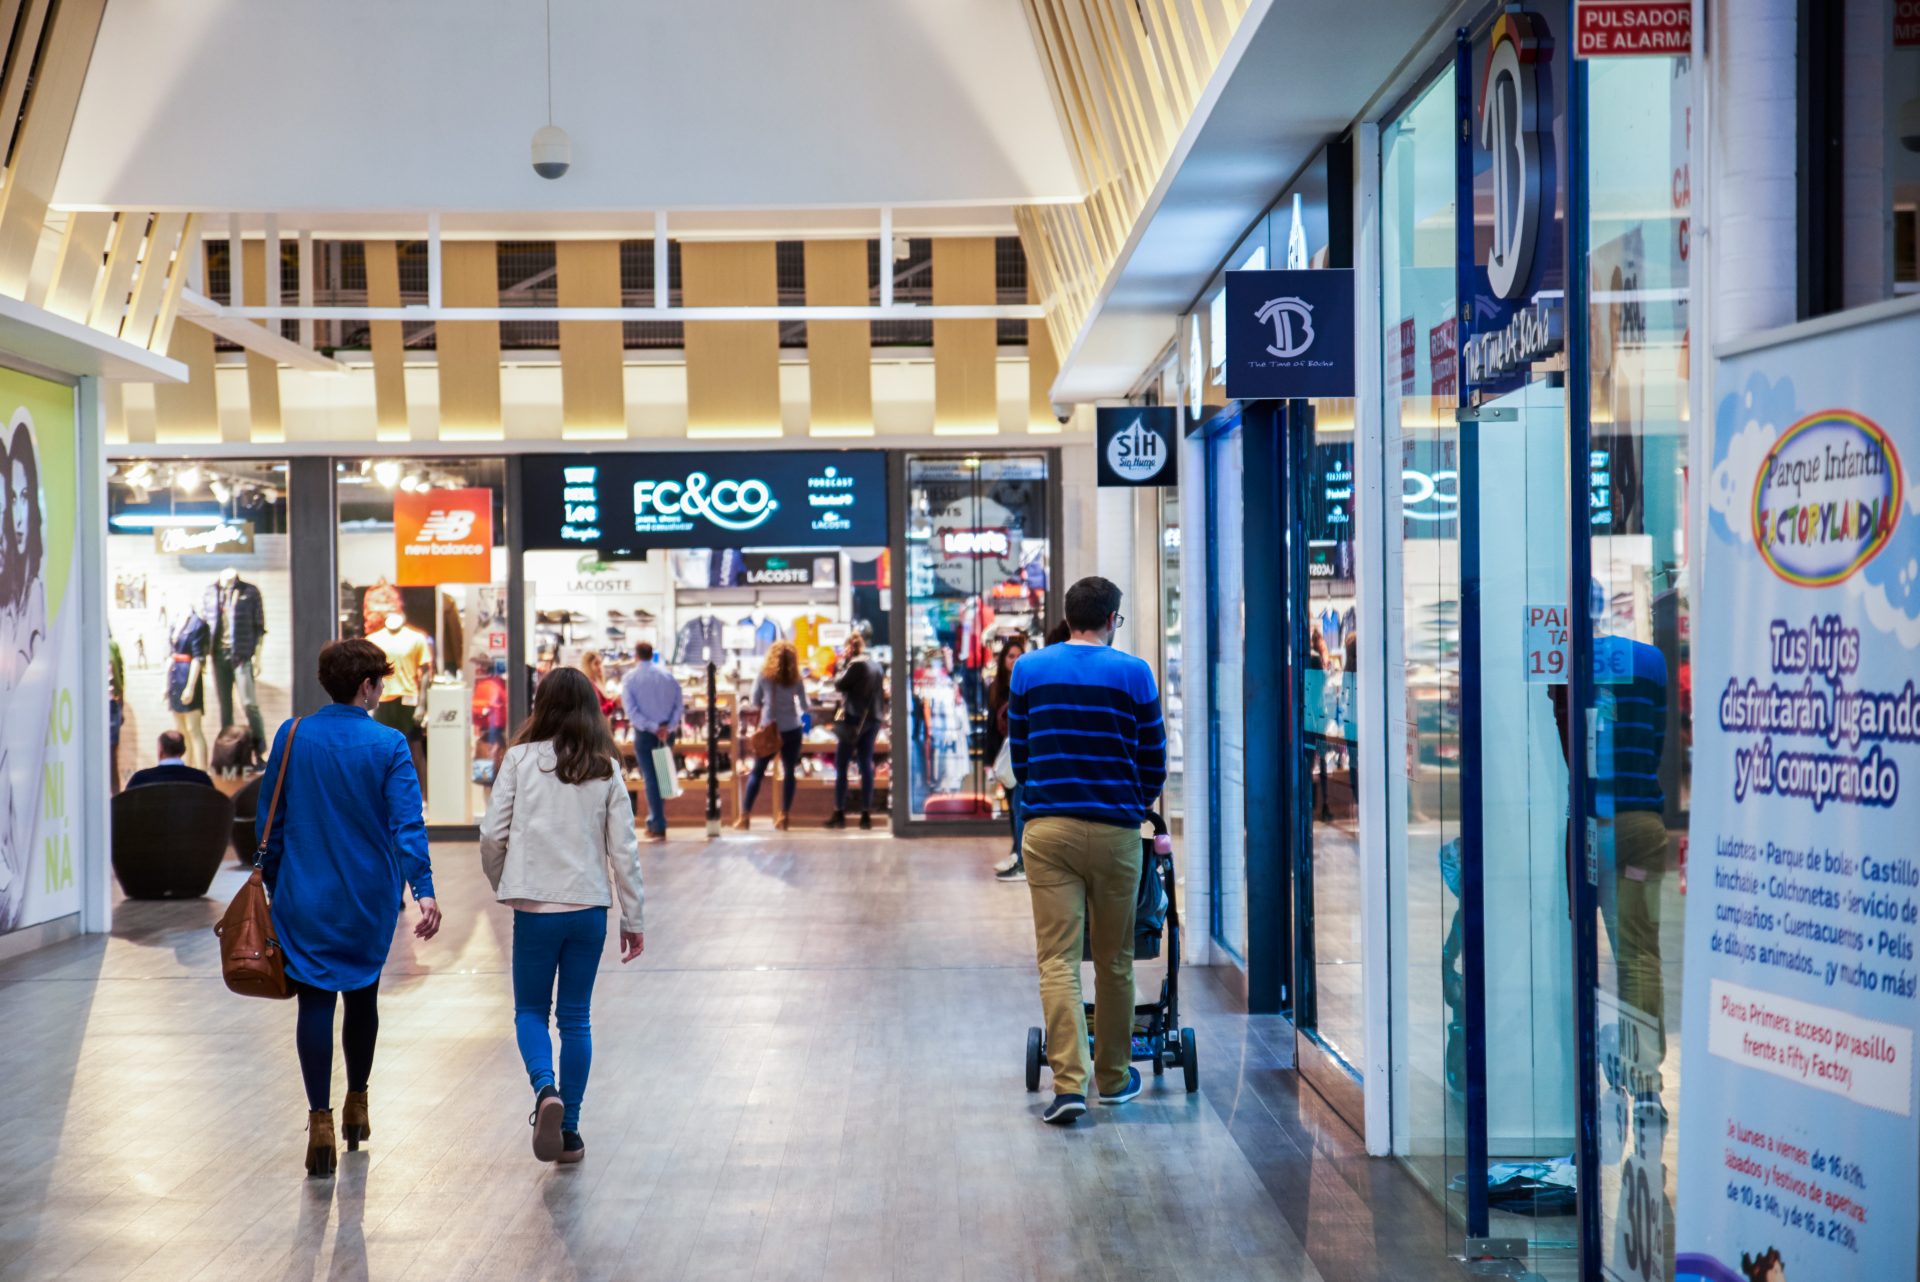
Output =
[
  {"x1": 1180, "y1": 1028, "x2": 1198, "y2": 1094},
  {"x1": 1151, "y1": 1038, "x2": 1166, "y2": 1077},
  {"x1": 1025, "y1": 1027, "x2": 1044, "y2": 1093}
]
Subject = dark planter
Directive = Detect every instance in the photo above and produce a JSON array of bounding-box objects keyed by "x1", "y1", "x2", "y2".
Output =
[{"x1": 229, "y1": 776, "x2": 263, "y2": 865}]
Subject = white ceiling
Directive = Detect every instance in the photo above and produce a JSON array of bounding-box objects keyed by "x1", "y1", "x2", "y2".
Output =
[
  {"x1": 1052, "y1": 0, "x2": 1459, "y2": 402},
  {"x1": 54, "y1": 0, "x2": 1082, "y2": 218}
]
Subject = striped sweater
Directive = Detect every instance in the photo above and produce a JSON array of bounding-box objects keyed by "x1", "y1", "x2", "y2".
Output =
[{"x1": 1008, "y1": 642, "x2": 1167, "y2": 828}]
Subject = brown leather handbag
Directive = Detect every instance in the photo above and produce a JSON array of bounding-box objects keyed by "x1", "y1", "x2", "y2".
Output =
[{"x1": 214, "y1": 718, "x2": 300, "y2": 1000}]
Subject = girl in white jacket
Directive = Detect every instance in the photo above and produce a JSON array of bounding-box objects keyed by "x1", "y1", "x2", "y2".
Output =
[{"x1": 480, "y1": 666, "x2": 645, "y2": 1165}]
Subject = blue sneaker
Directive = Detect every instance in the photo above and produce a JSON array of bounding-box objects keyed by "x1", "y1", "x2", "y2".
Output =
[
  {"x1": 1100, "y1": 1066, "x2": 1143, "y2": 1105},
  {"x1": 1041, "y1": 1093, "x2": 1087, "y2": 1125}
]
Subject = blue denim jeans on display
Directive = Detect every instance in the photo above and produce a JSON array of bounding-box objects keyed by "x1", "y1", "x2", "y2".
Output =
[{"x1": 511, "y1": 906, "x2": 606, "y2": 1131}]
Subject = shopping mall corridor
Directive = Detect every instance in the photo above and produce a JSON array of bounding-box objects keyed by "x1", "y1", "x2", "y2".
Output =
[{"x1": 0, "y1": 834, "x2": 1478, "y2": 1282}]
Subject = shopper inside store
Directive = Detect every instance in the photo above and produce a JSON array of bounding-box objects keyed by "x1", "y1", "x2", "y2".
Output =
[{"x1": 3, "y1": 3, "x2": 1915, "y2": 1280}]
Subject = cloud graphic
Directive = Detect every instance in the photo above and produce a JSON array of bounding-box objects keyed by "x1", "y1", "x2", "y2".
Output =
[
  {"x1": 1850, "y1": 473, "x2": 1920, "y2": 650},
  {"x1": 1708, "y1": 373, "x2": 1799, "y2": 546}
]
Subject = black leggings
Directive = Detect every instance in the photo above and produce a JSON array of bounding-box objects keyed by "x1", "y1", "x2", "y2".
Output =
[{"x1": 294, "y1": 979, "x2": 379, "y2": 1111}]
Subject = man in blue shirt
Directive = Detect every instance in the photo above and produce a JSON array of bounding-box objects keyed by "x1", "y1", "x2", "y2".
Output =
[
  {"x1": 620, "y1": 642, "x2": 683, "y2": 843},
  {"x1": 1009, "y1": 576, "x2": 1166, "y2": 1124},
  {"x1": 125, "y1": 730, "x2": 215, "y2": 790}
]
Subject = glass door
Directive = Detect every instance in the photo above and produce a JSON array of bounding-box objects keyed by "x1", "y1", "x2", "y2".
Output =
[{"x1": 900, "y1": 454, "x2": 1050, "y2": 824}]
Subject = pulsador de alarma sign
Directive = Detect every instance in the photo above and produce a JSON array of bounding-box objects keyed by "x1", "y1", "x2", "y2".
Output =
[
  {"x1": 1096, "y1": 407, "x2": 1179, "y2": 487},
  {"x1": 1224, "y1": 269, "x2": 1355, "y2": 401}
]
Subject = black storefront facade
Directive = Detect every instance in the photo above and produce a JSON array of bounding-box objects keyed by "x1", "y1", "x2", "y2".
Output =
[{"x1": 104, "y1": 445, "x2": 1062, "y2": 838}]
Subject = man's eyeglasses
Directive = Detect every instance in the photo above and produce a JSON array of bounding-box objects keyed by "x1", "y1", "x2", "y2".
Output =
[{"x1": 1111, "y1": 613, "x2": 1125, "y2": 630}]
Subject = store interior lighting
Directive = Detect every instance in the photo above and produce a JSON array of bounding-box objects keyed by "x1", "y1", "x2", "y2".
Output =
[
  {"x1": 373, "y1": 460, "x2": 403, "y2": 489},
  {"x1": 174, "y1": 465, "x2": 203, "y2": 493}
]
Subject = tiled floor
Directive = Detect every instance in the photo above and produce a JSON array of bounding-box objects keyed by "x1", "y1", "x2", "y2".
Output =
[{"x1": 0, "y1": 830, "x2": 1501, "y2": 1281}]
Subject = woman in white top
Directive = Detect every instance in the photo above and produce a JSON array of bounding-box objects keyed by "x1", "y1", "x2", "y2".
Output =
[{"x1": 480, "y1": 666, "x2": 645, "y2": 1165}]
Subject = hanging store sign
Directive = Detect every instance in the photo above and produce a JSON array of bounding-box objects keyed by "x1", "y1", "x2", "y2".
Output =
[
  {"x1": 1223, "y1": 268, "x2": 1356, "y2": 400},
  {"x1": 1095, "y1": 407, "x2": 1179, "y2": 487},
  {"x1": 741, "y1": 553, "x2": 816, "y2": 586},
  {"x1": 155, "y1": 520, "x2": 253, "y2": 557},
  {"x1": 1573, "y1": 1, "x2": 1690, "y2": 57},
  {"x1": 521, "y1": 450, "x2": 886, "y2": 553},
  {"x1": 939, "y1": 528, "x2": 1012, "y2": 559},
  {"x1": 1675, "y1": 309, "x2": 1918, "y2": 1282},
  {"x1": 394, "y1": 487, "x2": 494, "y2": 585}
]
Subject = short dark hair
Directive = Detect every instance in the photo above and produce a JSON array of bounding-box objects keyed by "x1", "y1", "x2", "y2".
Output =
[
  {"x1": 1064, "y1": 576, "x2": 1123, "y2": 632},
  {"x1": 157, "y1": 730, "x2": 186, "y2": 759},
  {"x1": 318, "y1": 637, "x2": 394, "y2": 704},
  {"x1": 634, "y1": 641, "x2": 654, "y2": 661}
]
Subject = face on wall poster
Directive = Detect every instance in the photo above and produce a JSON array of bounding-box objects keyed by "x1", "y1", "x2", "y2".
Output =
[
  {"x1": 1676, "y1": 310, "x2": 1920, "y2": 1282},
  {"x1": 0, "y1": 368, "x2": 79, "y2": 935}
]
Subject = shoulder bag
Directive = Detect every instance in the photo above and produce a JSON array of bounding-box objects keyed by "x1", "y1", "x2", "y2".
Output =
[{"x1": 213, "y1": 718, "x2": 300, "y2": 1000}]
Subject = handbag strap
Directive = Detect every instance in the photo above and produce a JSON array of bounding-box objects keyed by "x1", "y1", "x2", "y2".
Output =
[{"x1": 253, "y1": 717, "x2": 301, "y2": 867}]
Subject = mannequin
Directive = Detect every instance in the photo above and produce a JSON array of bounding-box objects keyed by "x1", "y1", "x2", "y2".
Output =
[
  {"x1": 202, "y1": 566, "x2": 267, "y2": 754},
  {"x1": 368, "y1": 612, "x2": 433, "y2": 789},
  {"x1": 166, "y1": 608, "x2": 210, "y2": 769}
]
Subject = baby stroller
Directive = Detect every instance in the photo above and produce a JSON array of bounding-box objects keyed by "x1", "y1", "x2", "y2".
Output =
[{"x1": 1025, "y1": 811, "x2": 1196, "y2": 1094}]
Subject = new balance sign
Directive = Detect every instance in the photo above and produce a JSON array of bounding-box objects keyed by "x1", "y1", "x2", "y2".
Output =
[{"x1": 1224, "y1": 269, "x2": 1355, "y2": 400}]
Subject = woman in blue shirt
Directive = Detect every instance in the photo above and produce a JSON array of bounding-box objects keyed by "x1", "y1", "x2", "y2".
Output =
[{"x1": 259, "y1": 637, "x2": 441, "y2": 1177}]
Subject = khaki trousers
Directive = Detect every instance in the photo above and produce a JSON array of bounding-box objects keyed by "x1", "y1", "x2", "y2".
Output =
[{"x1": 1023, "y1": 815, "x2": 1140, "y2": 1097}]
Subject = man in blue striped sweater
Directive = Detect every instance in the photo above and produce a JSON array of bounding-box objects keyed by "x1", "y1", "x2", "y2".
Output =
[{"x1": 1009, "y1": 576, "x2": 1166, "y2": 1124}]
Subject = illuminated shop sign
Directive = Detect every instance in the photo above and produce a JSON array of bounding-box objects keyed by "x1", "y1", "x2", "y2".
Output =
[
  {"x1": 155, "y1": 520, "x2": 254, "y2": 557},
  {"x1": 941, "y1": 528, "x2": 1012, "y2": 558},
  {"x1": 522, "y1": 451, "x2": 886, "y2": 552}
]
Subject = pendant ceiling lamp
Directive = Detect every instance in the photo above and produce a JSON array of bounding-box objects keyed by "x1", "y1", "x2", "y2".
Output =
[{"x1": 530, "y1": 0, "x2": 570, "y2": 179}]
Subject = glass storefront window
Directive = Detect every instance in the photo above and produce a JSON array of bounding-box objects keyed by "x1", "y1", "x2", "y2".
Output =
[
  {"x1": 521, "y1": 546, "x2": 891, "y2": 825},
  {"x1": 1586, "y1": 50, "x2": 1693, "y2": 1282},
  {"x1": 1159, "y1": 485, "x2": 1183, "y2": 820},
  {"x1": 902, "y1": 454, "x2": 1050, "y2": 823},
  {"x1": 1205, "y1": 423, "x2": 1247, "y2": 958},
  {"x1": 335, "y1": 458, "x2": 507, "y2": 825},
  {"x1": 1381, "y1": 61, "x2": 1464, "y2": 1224},
  {"x1": 107, "y1": 460, "x2": 291, "y2": 788},
  {"x1": 1833, "y1": 0, "x2": 1920, "y2": 308}
]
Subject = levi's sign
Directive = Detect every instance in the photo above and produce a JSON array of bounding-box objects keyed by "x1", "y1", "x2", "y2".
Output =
[
  {"x1": 1224, "y1": 269, "x2": 1355, "y2": 400},
  {"x1": 522, "y1": 451, "x2": 886, "y2": 553}
]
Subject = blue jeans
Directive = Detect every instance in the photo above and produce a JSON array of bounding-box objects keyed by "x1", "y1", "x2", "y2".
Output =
[
  {"x1": 743, "y1": 728, "x2": 802, "y2": 815},
  {"x1": 834, "y1": 720, "x2": 880, "y2": 813},
  {"x1": 636, "y1": 729, "x2": 667, "y2": 835},
  {"x1": 511, "y1": 907, "x2": 606, "y2": 1131},
  {"x1": 1008, "y1": 783, "x2": 1026, "y2": 860}
]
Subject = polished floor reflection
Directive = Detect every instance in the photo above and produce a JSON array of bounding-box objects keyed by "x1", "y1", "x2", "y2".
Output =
[{"x1": 0, "y1": 831, "x2": 1487, "y2": 1281}]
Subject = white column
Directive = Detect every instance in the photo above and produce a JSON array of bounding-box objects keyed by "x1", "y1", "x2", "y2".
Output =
[
  {"x1": 1705, "y1": 0, "x2": 1798, "y2": 343},
  {"x1": 76, "y1": 377, "x2": 111, "y2": 935}
]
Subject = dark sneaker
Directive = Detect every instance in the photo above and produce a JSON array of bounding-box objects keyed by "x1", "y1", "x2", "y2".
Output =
[
  {"x1": 858, "y1": 812, "x2": 873, "y2": 830},
  {"x1": 992, "y1": 852, "x2": 1020, "y2": 873},
  {"x1": 530, "y1": 1085, "x2": 564, "y2": 1161},
  {"x1": 1100, "y1": 1066, "x2": 1143, "y2": 1105},
  {"x1": 824, "y1": 810, "x2": 847, "y2": 829},
  {"x1": 557, "y1": 1130, "x2": 585, "y2": 1165},
  {"x1": 1041, "y1": 1094, "x2": 1087, "y2": 1125},
  {"x1": 994, "y1": 860, "x2": 1027, "y2": 883}
]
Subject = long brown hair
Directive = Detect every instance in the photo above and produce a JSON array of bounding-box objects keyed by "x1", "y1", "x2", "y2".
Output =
[
  {"x1": 761, "y1": 639, "x2": 801, "y2": 686},
  {"x1": 513, "y1": 666, "x2": 616, "y2": 785}
]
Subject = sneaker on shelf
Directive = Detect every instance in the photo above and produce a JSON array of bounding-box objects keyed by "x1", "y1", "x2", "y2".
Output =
[
  {"x1": 992, "y1": 852, "x2": 1019, "y2": 873},
  {"x1": 1099, "y1": 1066, "x2": 1143, "y2": 1106},
  {"x1": 994, "y1": 861, "x2": 1027, "y2": 883},
  {"x1": 1041, "y1": 1094, "x2": 1086, "y2": 1126}
]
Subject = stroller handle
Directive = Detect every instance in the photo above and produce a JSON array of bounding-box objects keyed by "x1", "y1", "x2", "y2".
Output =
[{"x1": 1145, "y1": 810, "x2": 1169, "y2": 838}]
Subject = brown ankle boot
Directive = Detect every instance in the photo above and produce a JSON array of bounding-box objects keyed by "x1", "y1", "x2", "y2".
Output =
[
  {"x1": 342, "y1": 1091, "x2": 371, "y2": 1151},
  {"x1": 305, "y1": 1110, "x2": 337, "y2": 1177}
]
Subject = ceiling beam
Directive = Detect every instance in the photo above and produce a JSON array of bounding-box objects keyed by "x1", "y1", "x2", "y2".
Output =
[
  {"x1": 221, "y1": 304, "x2": 1043, "y2": 322},
  {"x1": 176, "y1": 288, "x2": 342, "y2": 371}
]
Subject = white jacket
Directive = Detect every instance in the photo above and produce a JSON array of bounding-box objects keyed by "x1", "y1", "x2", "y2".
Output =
[{"x1": 479, "y1": 742, "x2": 645, "y2": 932}]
